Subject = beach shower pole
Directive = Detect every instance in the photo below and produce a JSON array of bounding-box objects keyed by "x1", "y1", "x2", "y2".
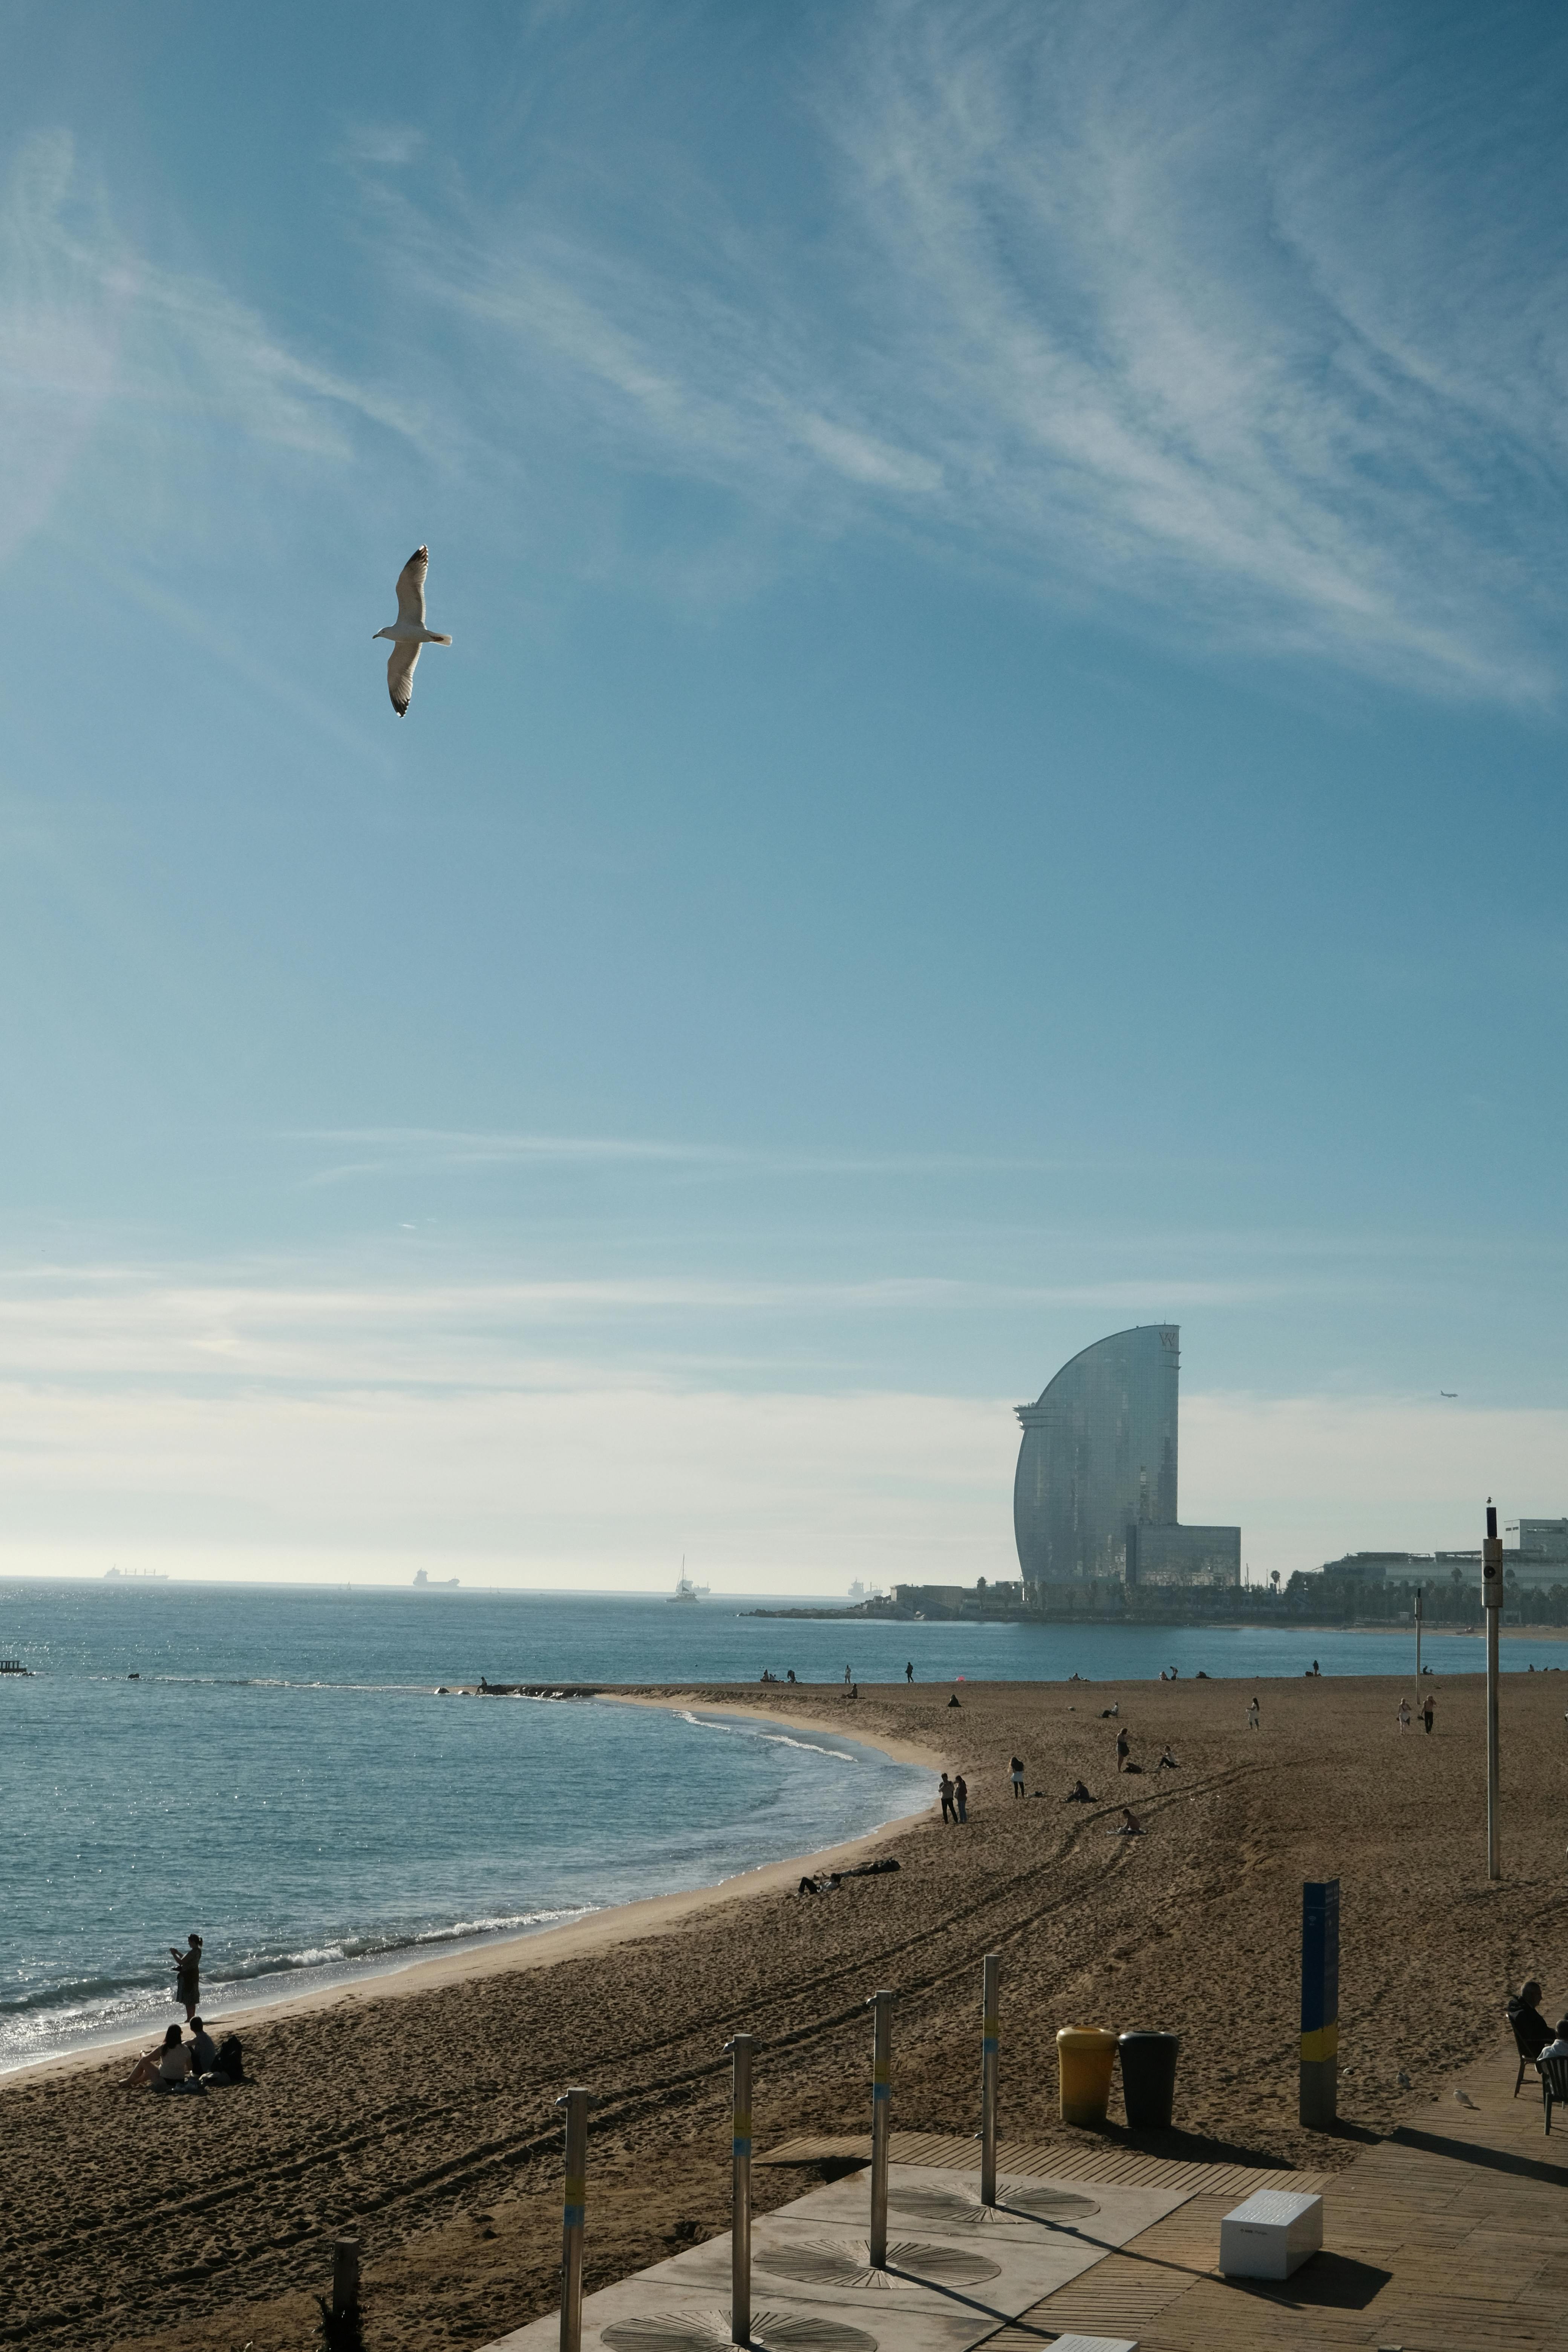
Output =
[
  {"x1": 557, "y1": 2087, "x2": 592, "y2": 2352},
  {"x1": 1484, "y1": 1500, "x2": 1502, "y2": 1881},
  {"x1": 980, "y1": 1954, "x2": 1000, "y2": 2206},
  {"x1": 726, "y1": 2035, "x2": 755, "y2": 2347},
  {"x1": 868, "y1": 1989, "x2": 894, "y2": 2268}
]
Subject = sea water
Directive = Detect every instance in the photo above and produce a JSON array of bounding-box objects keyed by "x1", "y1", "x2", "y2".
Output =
[{"x1": 0, "y1": 1582, "x2": 1550, "y2": 2073}]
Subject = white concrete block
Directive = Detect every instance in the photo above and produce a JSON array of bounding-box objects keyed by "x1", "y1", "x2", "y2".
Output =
[
  {"x1": 1045, "y1": 2337, "x2": 1139, "y2": 2351},
  {"x1": 1218, "y1": 2187, "x2": 1323, "y2": 2280}
]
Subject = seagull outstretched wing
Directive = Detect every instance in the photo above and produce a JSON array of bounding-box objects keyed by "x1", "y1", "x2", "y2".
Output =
[
  {"x1": 387, "y1": 639, "x2": 421, "y2": 718},
  {"x1": 394, "y1": 546, "x2": 428, "y2": 628}
]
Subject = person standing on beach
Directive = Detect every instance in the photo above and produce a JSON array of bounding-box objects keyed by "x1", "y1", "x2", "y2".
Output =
[
  {"x1": 954, "y1": 1772, "x2": 968, "y2": 1823},
  {"x1": 1246, "y1": 1697, "x2": 1260, "y2": 1731},
  {"x1": 1397, "y1": 1698, "x2": 1412, "y2": 1733},
  {"x1": 1115, "y1": 1726, "x2": 1130, "y2": 1772},
  {"x1": 1422, "y1": 1692, "x2": 1436, "y2": 1734},
  {"x1": 844, "y1": 1664, "x2": 852, "y2": 1686},
  {"x1": 1010, "y1": 1755, "x2": 1025, "y2": 1798},
  {"x1": 905, "y1": 1661, "x2": 914, "y2": 1684},
  {"x1": 939, "y1": 1772, "x2": 956, "y2": 1824},
  {"x1": 170, "y1": 1934, "x2": 202, "y2": 2021}
]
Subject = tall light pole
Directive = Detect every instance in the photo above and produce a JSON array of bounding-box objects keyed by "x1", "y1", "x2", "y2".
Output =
[
  {"x1": 1482, "y1": 1499, "x2": 1502, "y2": 1882},
  {"x1": 1414, "y1": 1583, "x2": 1423, "y2": 1690}
]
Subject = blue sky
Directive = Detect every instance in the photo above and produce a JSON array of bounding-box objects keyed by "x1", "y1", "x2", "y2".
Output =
[{"x1": 2, "y1": 0, "x2": 1565, "y2": 1589}]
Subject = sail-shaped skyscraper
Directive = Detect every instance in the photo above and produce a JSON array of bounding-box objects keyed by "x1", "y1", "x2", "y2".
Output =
[{"x1": 1013, "y1": 1325, "x2": 1239, "y2": 1590}]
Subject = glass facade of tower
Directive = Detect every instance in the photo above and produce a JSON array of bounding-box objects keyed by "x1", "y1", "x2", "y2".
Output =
[{"x1": 1013, "y1": 1325, "x2": 1182, "y2": 1584}]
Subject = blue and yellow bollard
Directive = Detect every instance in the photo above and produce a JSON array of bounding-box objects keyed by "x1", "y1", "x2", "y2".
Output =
[{"x1": 1299, "y1": 1879, "x2": 1340, "y2": 2130}]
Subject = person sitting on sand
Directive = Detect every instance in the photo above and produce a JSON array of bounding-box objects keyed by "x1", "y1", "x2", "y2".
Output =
[
  {"x1": 1065, "y1": 1779, "x2": 1092, "y2": 1803},
  {"x1": 948, "y1": 1692, "x2": 961, "y2": 1708},
  {"x1": 1010, "y1": 1755, "x2": 1025, "y2": 1799},
  {"x1": 939, "y1": 1772, "x2": 956, "y2": 1824},
  {"x1": 170, "y1": 1933, "x2": 202, "y2": 2021},
  {"x1": 1114, "y1": 1806, "x2": 1143, "y2": 1836},
  {"x1": 125, "y1": 2024, "x2": 196, "y2": 2090},
  {"x1": 1158, "y1": 1744, "x2": 1179, "y2": 1771},
  {"x1": 1508, "y1": 1981, "x2": 1553, "y2": 2059},
  {"x1": 188, "y1": 2017, "x2": 219, "y2": 2076}
]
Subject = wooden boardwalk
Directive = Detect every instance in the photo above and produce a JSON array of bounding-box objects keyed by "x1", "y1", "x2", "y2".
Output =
[{"x1": 763, "y1": 2045, "x2": 1568, "y2": 2348}]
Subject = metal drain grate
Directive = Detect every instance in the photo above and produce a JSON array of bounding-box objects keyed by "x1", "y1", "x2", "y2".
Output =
[
  {"x1": 601, "y1": 2312, "x2": 877, "y2": 2352},
  {"x1": 756, "y1": 2236, "x2": 1001, "y2": 2290},
  {"x1": 998, "y1": 2187, "x2": 1102, "y2": 2222},
  {"x1": 887, "y1": 2182, "x2": 1101, "y2": 2229}
]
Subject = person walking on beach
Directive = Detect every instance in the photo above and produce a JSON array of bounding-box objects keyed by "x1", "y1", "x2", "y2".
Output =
[
  {"x1": 954, "y1": 1772, "x2": 968, "y2": 1823},
  {"x1": 170, "y1": 1934, "x2": 202, "y2": 2021},
  {"x1": 1011, "y1": 1755, "x2": 1026, "y2": 1799},
  {"x1": 1422, "y1": 1692, "x2": 1436, "y2": 1735},
  {"x1": 1246, "y1": 1696, "x2": 1260, "y2": 1732},
  {"x1": 1115, "y1": 1726, "x2": 1130, "y2": 1772},
  {"x1": 1397, "y1": 1698, "x2": 1412, "y2": 1733},
  {"x1": 939, "y1": 1772, "x2": 956, "y2": 1824},
  {"x1": 844, "y1": 1664, "x2": 852, "y2": 1686},
  {"x1": 905, "y1": 1661, "x2": 914, "y2": 1684}
]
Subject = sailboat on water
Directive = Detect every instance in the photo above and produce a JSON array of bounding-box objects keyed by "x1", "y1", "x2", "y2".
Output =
[{"x1": 668, "y1": 1556, "x2": 710, "y2": 1603}]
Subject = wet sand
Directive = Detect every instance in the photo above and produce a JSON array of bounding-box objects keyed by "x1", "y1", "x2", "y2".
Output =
[{"x1": 8, "y1": 1671, "x2": 1568, "y2": 2351}]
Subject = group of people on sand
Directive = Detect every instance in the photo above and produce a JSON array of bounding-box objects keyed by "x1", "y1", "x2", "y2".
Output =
[
  {"x1": 1396, "y1": 1693, "x2": 1438, "y2": 1733},
  {"x1": 122, "y1": 1932, "x2": 244, "y2": 2094},
  {"x1": 938, "y1": 1770, "x2": 969, "y2": 1823}
]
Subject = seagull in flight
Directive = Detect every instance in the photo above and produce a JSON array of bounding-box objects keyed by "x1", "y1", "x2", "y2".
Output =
[
  {"x1": 372, "y1": 545, "x2": 452, "y2": 717},
  {"x1": 1440, "y1": 1390, "x2": 1458, "y2": 1398}
]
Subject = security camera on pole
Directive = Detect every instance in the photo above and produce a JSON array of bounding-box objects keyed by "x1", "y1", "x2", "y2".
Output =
[{"x1": 1482, "y1": 1499, "x2": 1503, "y2": 1883}]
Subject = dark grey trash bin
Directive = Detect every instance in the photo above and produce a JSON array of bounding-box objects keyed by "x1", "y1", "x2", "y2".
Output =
[{"x1": 1119, "y1": 2030, "x2": 1179, "y2": 2128}]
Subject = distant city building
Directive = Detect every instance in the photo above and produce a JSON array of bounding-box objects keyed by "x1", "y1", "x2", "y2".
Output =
[
  {"x1": 1013, "y1": 1325, "x2": 1240, "y2": 1589},
  {"x1": 1316, "y1": 1531, "x2": 1568, "y2": 1589},
  {"x1": 1318, "y1": 1553, "x2": 1425, "y2": 1583}
]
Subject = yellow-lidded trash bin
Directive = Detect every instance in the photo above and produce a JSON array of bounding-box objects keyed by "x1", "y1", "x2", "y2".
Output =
[{"x1": 1056, "y1": 2026, "x2": 1119, "y2": 2126}]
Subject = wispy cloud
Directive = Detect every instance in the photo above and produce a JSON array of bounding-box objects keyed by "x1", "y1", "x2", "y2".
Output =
[
  {"x1": 289, "y1": 1126, "x2": 1108, "y2": 1187},
  {"x1": 348, "y1": 1, "x2": 1568, "y2": 697},
  {"x1": 0, "y1": 127, "x2": 425, "y2": 562}
]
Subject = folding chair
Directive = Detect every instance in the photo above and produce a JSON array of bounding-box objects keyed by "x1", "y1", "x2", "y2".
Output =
[
  {"x1": 1508, "y1": 2007, "x2": 1545, "y2": 2095},
  {"x1": 1538, "y1": 2052, "x2": 1568, "y2": 2133}
]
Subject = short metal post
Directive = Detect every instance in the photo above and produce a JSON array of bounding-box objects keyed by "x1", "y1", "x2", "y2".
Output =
[
  {"x1": 980, "y1": 1954, "x2": 1000, "y2": 2205},
  {"x1": 1484, "y1": 1501, "x2": 1502, "y2": 1882},
  {"x1": 557, "y1": 2088, "x2": 592, "y2": 2352},
  {"x1": 332, "y1": 2235, "x2": 360, "y2": 2318},
  {"x1": 726, "y1": 2035, "x2": 755, "y2": 2347},
  {"x1": 868, "y1": 1989, "x2": 894, "y2": 2268}
]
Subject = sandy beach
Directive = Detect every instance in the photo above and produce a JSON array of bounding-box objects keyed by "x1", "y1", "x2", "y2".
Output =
[{"x1": 9, "y1": 1670, "x2": 1568, "y2": 2350}]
